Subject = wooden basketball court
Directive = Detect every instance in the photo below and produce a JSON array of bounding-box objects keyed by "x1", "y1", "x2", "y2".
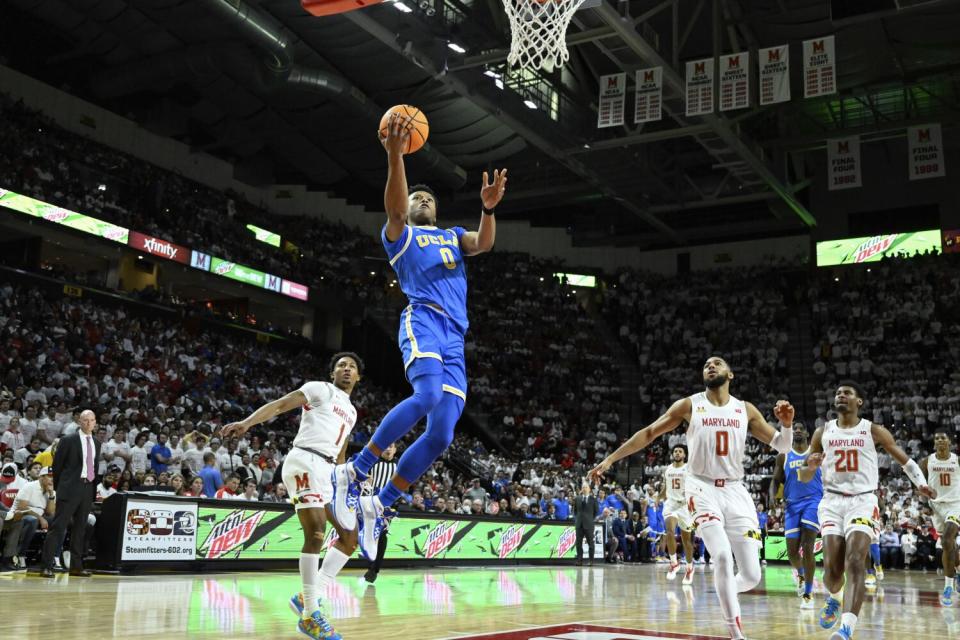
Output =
[{"x1": 3, "y1": 563, "x2": 955, "y2": 639}]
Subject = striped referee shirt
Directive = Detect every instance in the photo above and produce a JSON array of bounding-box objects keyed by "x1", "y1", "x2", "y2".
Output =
[{"x1": 368, "y1": 460, "x2": 397, "y2": 492}]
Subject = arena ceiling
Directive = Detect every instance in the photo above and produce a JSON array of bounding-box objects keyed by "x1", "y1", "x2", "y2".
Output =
[{"x1": 3, "y1": 0, "x2": 960, "y2": 248}]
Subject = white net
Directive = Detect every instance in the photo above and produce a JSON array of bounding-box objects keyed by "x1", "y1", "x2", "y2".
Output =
[{"x1": 504, "y1": 0, "x2": 586, "y2": 73}]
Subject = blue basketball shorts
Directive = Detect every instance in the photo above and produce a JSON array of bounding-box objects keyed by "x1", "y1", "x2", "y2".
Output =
[
  {"x1": 785, "y1": 498, "x2": 821, "y2": 539},
  {"x1": 398, "y1": 304, "x2": 467, "y2": 401}
]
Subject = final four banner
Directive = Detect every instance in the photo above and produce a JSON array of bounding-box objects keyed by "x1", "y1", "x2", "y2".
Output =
[
  {"x1": 634, "y1": 67, "x2": 662, "y2": 123},
  {"x1": 685, "y1": 58, "x2": 714, "y2": 116},
  {"x1": 597, "y1": 73, "x2": 626, "y2": 128},
  {"x1": 827, "y1": 135, "x2": 862, "y2": 191},
  {"x1": 719, "y1": 52, "x2": 749, "y2": 111},
  {"x1": 803, "y1": 35, "x2": 836, "y2": 98},
  {"x1": 908, "y1": 124, "x2": 946, "y2": 180},
  {"x1": 759, "y1": 45, "x2": 790, "y2": 105}
]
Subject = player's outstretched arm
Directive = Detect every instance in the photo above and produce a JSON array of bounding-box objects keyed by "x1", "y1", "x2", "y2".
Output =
[
  {"x1": 770, "y1": 453, "x2": 786, "y2": 506},
  {"x1": 746, "y1": 400, "x2": 794, "y2": 453},
  {"x1": 382, "y1": 112, "x2": 414, "y2": 242},
  {"x1": 798, "y1": 427, "x2": 824, "y2": 483},
  {"x1": 588, "y1": 397, "x2": 690, "y2": 484},
  {"x1": 873, "y1": 423, "x2": 936, "y2": 498},
  {"x1": 221, "y1": 390, "x2": 307, "y2": 439},
  {"x1": 461, "y1": 169, "x2": 507, "y2": 256}
]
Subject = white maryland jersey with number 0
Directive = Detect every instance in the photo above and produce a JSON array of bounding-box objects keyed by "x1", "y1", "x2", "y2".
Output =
[
  {"x1": 928, "y1": 452, "x2": 960, "y2": 504},
  {"x1": 664, "y1": 463, "x2": 688, "y2": 502},
  {"x1": 293, "y1": 381, "x2": 358, "y2": 459},
  {"x1": 821, "y1": 419, "x2": 878, "y2": 495},
  {"x1": 686, "y1": 392, "x2": 748, "y2": 480}
]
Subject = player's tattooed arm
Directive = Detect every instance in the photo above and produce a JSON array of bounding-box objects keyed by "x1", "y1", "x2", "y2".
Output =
[
  {"x1": 798, "y1": 427, "x2": 824, "y2": 483},
  {"x1": 221, "y1": 390, "x2": 307, "y2": 438}
]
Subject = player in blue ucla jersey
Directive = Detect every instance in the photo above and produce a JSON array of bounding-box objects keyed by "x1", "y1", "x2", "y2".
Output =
[
  {"x1": 771, "y1": 422, "x2": 822, "y2": 608},
  {"x1": 330, "y1": 111, "x2": 508, "y2": 559}
]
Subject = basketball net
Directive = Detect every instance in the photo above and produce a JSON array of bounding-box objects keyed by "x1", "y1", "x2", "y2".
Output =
[{"x1": 504, "y1": 0, "x2": 586, "y2": 73}]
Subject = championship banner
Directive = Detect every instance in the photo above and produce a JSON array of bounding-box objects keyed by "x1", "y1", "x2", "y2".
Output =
[
  {"x1": 816, "y1": 229, "x2": 943, "y2": 266},
  {"x1": 597, "y1": 73, "x2": 626, "y2": 128},
  {"x1": 944, "y1": 229, "x2": 960, "y2": 253},
  {"x1": 121, "y1": 499, "x2": 197, "y2": 560},
  {"x1": 634, "y1": 67, "x2": 662, "y2": 123},
  {"x1": 685, "y1": 58, "x2": 714, "y2": 116},
  {"x1": 759, "y1": 45, "x2": 790, "y2": 105},
  {"x1": 195, "y1": 506, "x2": 578, "y2": 561},
  {"x1": 908, "y1": 123, "x2": 946, "y2": 180},
  {"x1": 827, "y1": 135, "x2": 861, "y2": 190},
  {"x1": 719, "y1": 52, "x2": 749, "y2": 111},
  {"x1": 803, "y1": 35, "x2": 836, "y2": 98}
]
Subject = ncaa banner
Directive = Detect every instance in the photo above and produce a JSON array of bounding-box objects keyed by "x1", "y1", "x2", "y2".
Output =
[
  {"x1": 908, "y1": 123, "x2": 946, "y2": 180},
  {"x1": 803, "y1": 35, "x2": 836, "y2": 98},
  {"x1": 759, "y1": 45, "x2": 790, "y2": 105},
  {"x1": 719, "y1": 52, "x2": 750, "y2": 111},
  {"x1": 827, "y1": 135, "x2": 862, "y2": 190},
  {"x1": 634, "y1": 67, "x2": 662, "y2": 123},
  {"x1": 685, "y1": 58, "x2": 715, "y2": 116},
  {"x1": 597, "y1": 73, "x2": 626, "y2": 128},
  {"x1": 121, "y1": 499, "x2": 197, "y2": 560}
]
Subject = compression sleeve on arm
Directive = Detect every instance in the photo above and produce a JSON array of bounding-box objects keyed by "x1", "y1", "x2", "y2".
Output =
[
  {"x1": 768, "y1": 424, "x2": 793, "y2": 454},
  {"x1": 903, "y1": 458, "x2": 928, "y2": 488}
]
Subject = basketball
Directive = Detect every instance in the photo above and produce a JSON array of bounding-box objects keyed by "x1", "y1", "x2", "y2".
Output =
[{"x1": 378, "y1": 104, "x2": 429, "y2": 154}]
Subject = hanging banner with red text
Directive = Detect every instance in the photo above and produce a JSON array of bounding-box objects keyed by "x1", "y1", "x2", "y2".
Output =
[
  {"x1": 803, "y1": 35, "x2": 836, "y2": 98},
  {"x1": 685, "y1": 58, "x2": 714, "y2": 116},
  {"x1": 719, "y1": 52, "x2": 749, "y2": 111},
  {"x1": 634, "y1": 67, "x2": 662, "y2": 123},
  {"x1": 827, "y1": 136, "x2": 861, "y2": 190},
  {"x1": 597, "y1": 73, "x2": 626, "y2": 128},
  {"x1": 759, "y1": 45, "x2": 791, "y2": 105},
  {"x1": 908, "y1": 124, "x2": 946, "y2": 180}
]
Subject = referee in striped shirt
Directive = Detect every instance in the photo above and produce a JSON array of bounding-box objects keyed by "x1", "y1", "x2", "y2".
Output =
[{"x1": 364, "y1": 443, "x2": 397, "y2": 584}]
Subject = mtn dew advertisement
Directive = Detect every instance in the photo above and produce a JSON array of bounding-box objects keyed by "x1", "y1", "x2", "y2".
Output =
[
  {"x1": 209, "y1": 258, "x2": 267, "y2": 288},
  {"x1": 816, "y1": 229, "x2": 942, "y2": 266},
  {"x1": 764, "y1": 533, "x2": 823, "y2": 564},
  {"x1": 0, "y1": 187, "x2": 129, "y2": 243},
  {"x1": 195, "y1": 506, "x2": 577, "y2": 562}
]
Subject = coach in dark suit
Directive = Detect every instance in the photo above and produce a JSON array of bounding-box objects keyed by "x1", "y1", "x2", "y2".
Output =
[
  {"x1": 40, "y1": 409, "x2": 100, "y2": 577},
  {"x1": 573, "y1": 484, "x2": 599, "y2": 565}
]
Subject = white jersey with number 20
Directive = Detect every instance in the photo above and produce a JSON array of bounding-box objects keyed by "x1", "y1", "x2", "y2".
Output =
[
  {"x1": 821, "y1": 418, "x2": 878, "y2": 495},
  {"x1": 293, "y1": 381, "x2": 358, "y2": 459},
  {"x1": 686, "y1": 392, "x2": 748, "y2": 481}
]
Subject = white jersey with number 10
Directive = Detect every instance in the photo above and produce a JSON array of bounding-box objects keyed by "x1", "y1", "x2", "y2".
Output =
[
  {"x1": 685, "y1": 392, "x2": 748, "y2": 480},
  {"x1": 820, "y1": 418, "x2": 878, "y2": 495},
  {"x1": 928, "y1": 452, "x2": 959, "y2": 504}
]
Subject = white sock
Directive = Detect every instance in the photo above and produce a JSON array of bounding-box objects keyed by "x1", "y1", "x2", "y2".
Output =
[
  {"x1": 299, "y1": 552, "x2": 321, "y2": 620},
  {"x1": 669, "y1": 553, "x2": 678, "y2": 565},
  {"x1": 318, "y1": 547, "x2": 351, "y2": 592},
  {"x1": 947, "y1": 576, "x2": 954, "y2": 589},
  {"x1": 699, "y1": 524, "x2": 741, "y2": 631},
  {"x1": 830, "y1": 589, "x2": 843, "y2": 603},
  {"x1": 840, "y1": 612, "x2": 858, "y2": 633}
]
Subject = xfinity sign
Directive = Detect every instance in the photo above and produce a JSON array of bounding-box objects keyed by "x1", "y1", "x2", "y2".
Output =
[{"x1": 128, "y1": 231, "x2": 189, "y2": 264}]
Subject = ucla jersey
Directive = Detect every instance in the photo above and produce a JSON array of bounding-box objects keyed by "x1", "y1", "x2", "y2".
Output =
[
  {"x1": 383, "y1": 224, "x2": 469, "y2": 334},
  {"x1": 784, "y1": 448, "x2": 822, "y2": 503}
]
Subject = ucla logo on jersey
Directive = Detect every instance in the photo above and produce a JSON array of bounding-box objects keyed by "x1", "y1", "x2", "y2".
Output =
[
  {"x1": 416, "y1": 234, "x2": 458, "y2": 248},
  {"x1": 788, "y1": 459, "x2": 806, "y2": 470}
]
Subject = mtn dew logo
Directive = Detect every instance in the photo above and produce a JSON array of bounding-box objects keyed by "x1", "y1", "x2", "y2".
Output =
[
  {"x1": 498, "y1": 524, "x2": 524, "y2": 559},
  {"x1": 42, "y1": 207, "x2": 70, "y2": 223},
  {"x1": 852, "y1": 234, "x2": 897, "y2": 263},
  {"x1": 424, "y1": 521, "x2": 459, "y2": 559},
  {"x1": 556, "y1": 528, "x2": 576, "y2": 558},
  {"x1": 214, "y1": 261, "x2": 237, "y2": 276}
]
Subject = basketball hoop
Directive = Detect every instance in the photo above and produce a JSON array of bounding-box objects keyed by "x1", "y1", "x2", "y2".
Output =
[{"x1": 504, "y1": 0, "x2": 586, "y2": 73}]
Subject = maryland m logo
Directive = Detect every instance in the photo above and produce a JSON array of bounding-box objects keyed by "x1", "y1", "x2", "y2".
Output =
[
  {"x1": 917, "y1": 128, "x2": 931, "y2": 142},
  {"x1": 644, "y1": 70, "x2": 655, "y2": 83},
  {"x1": 768, "y1": 49, "x2": 781, "y2": 62},
  {"x1": 295, "y1": 472, "x2": 310, "y2": 492},
  {"x1": 694, "y1": 62, "x2": 706, "y2": 75},
  {"x1": 727, "y1": 55, "x2": 741, "y2": 69},
  {"x1": 607, "y1": 76, "x2": 619, "y2": 88},
  {"x1": 837, "y1": 141, "x2": 850, "y2": 154},
  {"x1": 813, "y1": 39, "x2": 825, "y2": 53}
]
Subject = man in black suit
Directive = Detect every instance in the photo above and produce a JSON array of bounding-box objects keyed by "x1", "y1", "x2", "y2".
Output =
[
  {"x1": 573, "y1": 483, "x2": 599, "y2": 566},
  {"x1": 39, "y1": 409, "x2": 100, "y2": 577}
]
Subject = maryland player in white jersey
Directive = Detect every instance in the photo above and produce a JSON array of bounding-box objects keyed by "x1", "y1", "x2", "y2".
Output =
[
  {"x1": 590, "y1": 356, "x2": 796, "y2": 640},
  {"x1": 660, "y1": 446, "x2": 695, "y2": 584},
  {"x1": 800, "y1": 381, "x2": 935, "y2": 640},
  {"x1": 923, "y1": 430, "x2": 960, "y2": 606},
  {"x1": 222, "y1": 352, "x2": 362, "y2": 640}
]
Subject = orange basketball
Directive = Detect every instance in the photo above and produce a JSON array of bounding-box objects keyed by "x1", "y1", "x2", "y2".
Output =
[{"x1": 378, "y1": 104, "x2": 429, "y2": 154}]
